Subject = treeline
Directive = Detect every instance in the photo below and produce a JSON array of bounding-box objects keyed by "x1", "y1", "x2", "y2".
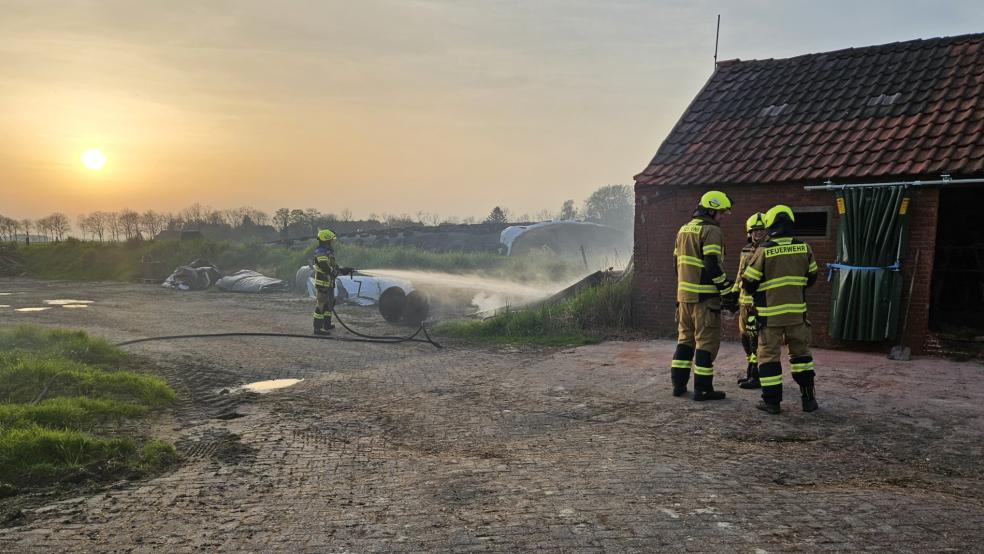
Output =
[
  {"x1": 0, "y1": 213, "x2": 71, "y2": 243},
  {"x1": 0, "y1": 184, "x2": 634, "y2": 244}
]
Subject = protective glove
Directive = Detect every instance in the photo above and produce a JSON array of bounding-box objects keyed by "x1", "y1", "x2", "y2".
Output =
[
  {"x1": 746, "y1": 312, "x2": 758, "y2": 336},
  {"x1": 338, "y1": 267, "x2": 355, "y2": 276},
  {"x1": 720, "y1": 290, "x2": 739, "y2": 313}
]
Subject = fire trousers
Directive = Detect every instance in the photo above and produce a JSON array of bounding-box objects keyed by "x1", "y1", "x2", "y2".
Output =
[
  {"x1": 313, "y1": 287, "x2": 335, "y2": 329},
  {"x1": 671, "y1": 298, "x2": 721, "y2": 390},
  {"x1": 756, "y1": 322, "x2": 815, "y2": 404}
]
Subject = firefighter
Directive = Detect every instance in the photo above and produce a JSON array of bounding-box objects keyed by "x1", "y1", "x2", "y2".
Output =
[
  {"x1": 735, "y1": 212, "x2": 768, "y2": 389},
  {"x1": 312, "y1": 229, "x2": 340, "y2": 335},
  {"x1": 741, "y1": 205, "x2": 820, "y2": 414},
  {"x1": 670, "y1": 190, "x2": 739, "y2": 401}
]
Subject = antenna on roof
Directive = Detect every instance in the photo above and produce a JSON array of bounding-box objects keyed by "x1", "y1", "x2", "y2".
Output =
[{"x1": 714, "y1": 14, "x2": 721, "y2": 68}]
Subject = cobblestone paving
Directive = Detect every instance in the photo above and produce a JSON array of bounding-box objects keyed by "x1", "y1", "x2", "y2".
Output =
[{"x1": 1, "y1": 279, "x2": 982, "y2": 552}]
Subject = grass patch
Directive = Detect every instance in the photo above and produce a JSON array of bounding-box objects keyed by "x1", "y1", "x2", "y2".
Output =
[
  {"x1": 337, "y1": 245, "x2": 578, "y2": 282},
  {"x1": 436, "y1": 277, "x2": 632, "y2": 346},
  {"x1": 0, "y1": 325, "x2": 176, "y2": 488},
  {"x1": 16, "y1": 238, "x2": 302, "y2": 282},
  {"x1": 0, "y1": 425, "x2": 136, "y2": 484},
  {"x1": 12, "y1": 239, "x2": 581, "y2": 285},
  {"x1": 0, "y1": 325, "x2": 123, "y2": 367}
]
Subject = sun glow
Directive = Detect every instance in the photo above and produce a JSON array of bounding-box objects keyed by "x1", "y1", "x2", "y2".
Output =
[{"x1": 81, "y1": 149, "x2": 107, "y2": 170}]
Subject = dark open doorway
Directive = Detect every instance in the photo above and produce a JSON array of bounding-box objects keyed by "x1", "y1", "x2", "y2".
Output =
[{"x1": 930, "y1": 187, "x2": 984, "y2": 337}]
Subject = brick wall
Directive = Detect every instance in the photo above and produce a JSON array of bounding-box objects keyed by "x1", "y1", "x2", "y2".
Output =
[{"x1": 632, "y1": 184, "x2": 939, "y2": 354}]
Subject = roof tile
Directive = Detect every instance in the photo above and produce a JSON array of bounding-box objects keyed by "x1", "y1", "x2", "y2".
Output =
[{"x1": 637, "y1": 32, "x2": 984, "y2": 185}]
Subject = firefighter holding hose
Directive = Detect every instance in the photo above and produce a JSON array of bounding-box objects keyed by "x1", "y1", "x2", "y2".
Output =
[{"x1": 311, "y1": 229, "x2": 353, "y2": 335}]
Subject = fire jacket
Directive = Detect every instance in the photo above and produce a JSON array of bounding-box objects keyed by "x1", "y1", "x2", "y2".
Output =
[
  {"x1": 741, "y1": 236, "x2": 819, "y2": 326},
  {"x1": 312, "y1": 244, "x2": 339, "y2": 290},
  {"x1": 673, "y1": 215, "x2": 731, "y2": 303},
  {"x1": 731, "y1": 243, "x2": 758, "y2": 306}
]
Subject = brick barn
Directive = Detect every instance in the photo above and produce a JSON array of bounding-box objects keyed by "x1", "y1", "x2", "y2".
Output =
[{"x1": 632, "y1": 33, "x2": 984, "y2": 354}]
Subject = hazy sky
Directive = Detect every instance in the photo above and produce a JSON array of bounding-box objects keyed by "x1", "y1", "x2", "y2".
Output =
[{"x1": 2, "y1": 0, "x2": 982, "y2": 221}]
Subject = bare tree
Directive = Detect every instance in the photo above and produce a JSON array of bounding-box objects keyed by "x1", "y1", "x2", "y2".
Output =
[
  {"x1": 118, "y1": 210, "x2": 141, "y2": 240},
  {"x1": 90, "y1": 212, "x2": 109, "y2": 241},
  {"x1": 202, "y1": 209, "x2": 223, "y2": 226},
  {"x1": 140, "y1": 210, "x2": 165, "y2": 239},
  {"x1": 339, "y1": 208, "x2": 352, "y2": 222},
  {"x1": 181, "y1": 203, "x2": 207, "y2": 225},
  {"x1": 534, "y1": 208, "x2": 553, "y2": 222},
  {"x1": 34, "y1": 216, "x2": 51, "y2": 242},
  {"x1": 20, "y1": 219, "x2": 32, "y2": 244},
  {"x1": 0, "y1": 215, "x2": 18, "y2": 242},
  {"x1": 77, "y1": 214, "x2": 91, "y2": 240},
  {"x1": 106, "y1": 212, "x2": 122, "y2": 242},
  {"x1": 250, "y1": 208, "x2": 269, "y2": 226},
  {"x1": 303, "y1": 208, "x2": 322, "y2": 235},
  {"x1": 48, "y1": 213, "x2": 70, "y2": 241}
]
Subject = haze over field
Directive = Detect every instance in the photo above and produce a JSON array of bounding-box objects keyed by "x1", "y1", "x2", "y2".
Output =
[{"x1": 2, "y1": 0, "x2": 982, "y2": 220}]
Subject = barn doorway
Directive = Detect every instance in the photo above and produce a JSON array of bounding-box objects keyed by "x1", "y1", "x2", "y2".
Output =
[{"x1": 930, "y1": 187, "x2": 984, "y2": 338}]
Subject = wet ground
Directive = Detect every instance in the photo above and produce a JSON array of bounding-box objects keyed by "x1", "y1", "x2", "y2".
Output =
[{"x1": 0, "y1": 277, "x2": 982, "y2": 552}]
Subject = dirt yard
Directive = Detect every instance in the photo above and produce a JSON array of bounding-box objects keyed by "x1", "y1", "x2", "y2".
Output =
[{"x1": 1, "y1": 277, "x2": 982, "y2": 552}]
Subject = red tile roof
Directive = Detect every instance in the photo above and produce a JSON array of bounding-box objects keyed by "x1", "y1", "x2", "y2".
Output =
[{"x1": 635, "y1": 33, "x2": 984, "y2": 187}]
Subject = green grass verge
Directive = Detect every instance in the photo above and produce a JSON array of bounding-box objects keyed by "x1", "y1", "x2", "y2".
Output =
[
  {"x1": 15, "y1": 238, "x2": 303, "y2": 282},
  {"x1": 0, "y1": 325, "x2": 177, "y2": 488},
  {"x1": 436, "y1": 277, "x2": 632, "y2": 346},
  {"x1": 11, "y1": 239, "x2": 580, "y2": 284}
]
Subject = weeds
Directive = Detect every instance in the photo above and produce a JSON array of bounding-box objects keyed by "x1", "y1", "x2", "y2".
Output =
[
  {"x1": 0, "y1": 325, "x2": 176, "y2": 488},
  {"x1": 12, "y1": 239, "x2": 581, "y2": 285},
  {"x1": 436, "y1": 277, "x2": 632, "y2": 346}
]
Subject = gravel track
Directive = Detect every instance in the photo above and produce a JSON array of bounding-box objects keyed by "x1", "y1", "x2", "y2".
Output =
[{"x1": 1, "y1": 277, "x2": 982, "y2": 552}]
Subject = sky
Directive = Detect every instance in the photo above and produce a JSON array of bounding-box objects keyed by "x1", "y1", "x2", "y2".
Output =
[{"x1": 1, "y1": 0, "x2": 982, "y2": 222}]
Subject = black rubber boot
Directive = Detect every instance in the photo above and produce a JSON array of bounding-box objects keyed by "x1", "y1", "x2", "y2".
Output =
[
  {"x1": 314, "y1": 316, "x2": 332, "y2": 335},
  {"x1": 801, "y1": 385, "x2": 819, "y2": 412},
  {"x1": 693, "y1": 375, "x2": 726, "y2": 401},
  {"x1": 739, "y1": 364, "x2": 761, "y2": 389},
  {"x1": 671, "y1": 367, "x2": 690, "y2": 397},
  {"x1": 694, "y1": 389, "x2": 726, "y2": 401},
  {"x1": 792, "y1": 369, "x2": 818, "y2": 412},
  {"x1": 323, "y1": 318, "x2": 336, "y2": 331},
  {"x1": 671, "y1": 344, "x2": 694, "y2": 397},
  {"x1": 756, "y1": 401, "x2": 780, "y2": 414}
]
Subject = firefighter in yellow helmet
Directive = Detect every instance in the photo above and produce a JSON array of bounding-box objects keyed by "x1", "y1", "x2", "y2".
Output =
[
  {"x1": 312, "y1": 229, "x2": 341, "y2": 335},
  {"x1": 741, "y1": 205, "x2": 820, "y2": 414},
  {"x1": 670, "y1": 191, "x2": 740, "y2": 401},
  {"x1": 733, "y1": 212, "x2": 768, "y2": 389}
]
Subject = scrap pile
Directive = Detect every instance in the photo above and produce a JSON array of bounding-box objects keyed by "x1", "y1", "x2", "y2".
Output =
[{"x1": 163, "y1": 259, "x2": 287, "y2": 293}]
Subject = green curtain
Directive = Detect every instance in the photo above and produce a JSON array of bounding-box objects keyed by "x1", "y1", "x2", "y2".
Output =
[{"x1": 828, "y1": 186, "x2": 911, "y2": 341}]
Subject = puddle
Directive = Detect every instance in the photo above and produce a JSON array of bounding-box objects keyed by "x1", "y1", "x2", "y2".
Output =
[
  {"x1": 61, "y1": 305, "x2": 89, "y2": 309},
  {"x1": 0, "y1": 293, "x2": 16, "y2": 296},
  {"x1": 0, "y1": 305, "x2": 10, "y2": 309},
  {"x1": 44, "y1": 299, "x2": 95, "y2": 305},
  {"x1": 15, "y1": 307, "x2": 52, "y2": 312},
  {"x1": 243, "y1": 379, "x2": 303, "y2": 393}
]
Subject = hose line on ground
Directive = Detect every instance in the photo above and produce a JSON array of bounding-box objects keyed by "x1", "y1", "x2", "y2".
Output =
[{"x1": 113, "y1": 309, "x2": 442, "y2": 349}]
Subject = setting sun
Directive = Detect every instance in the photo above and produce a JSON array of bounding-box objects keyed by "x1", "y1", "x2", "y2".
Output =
[{"x1": 80, "y1": 149, "x2": 106, "y2": 170}]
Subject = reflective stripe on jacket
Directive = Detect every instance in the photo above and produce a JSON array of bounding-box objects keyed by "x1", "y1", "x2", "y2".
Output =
[
  {"x1": 741, "y1": 236, "x2": 818, "y2": 327},
  {"x1": 673, "y1": 216, "x2": 729, "y2": 303},
  {"x1": 312, "y1": 244, "x2": 339, "y2": 289}
]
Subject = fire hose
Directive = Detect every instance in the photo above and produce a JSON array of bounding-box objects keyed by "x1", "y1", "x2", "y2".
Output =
[{"x1": 113, "y1": 307, "x2": 442, "y2": 349}]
